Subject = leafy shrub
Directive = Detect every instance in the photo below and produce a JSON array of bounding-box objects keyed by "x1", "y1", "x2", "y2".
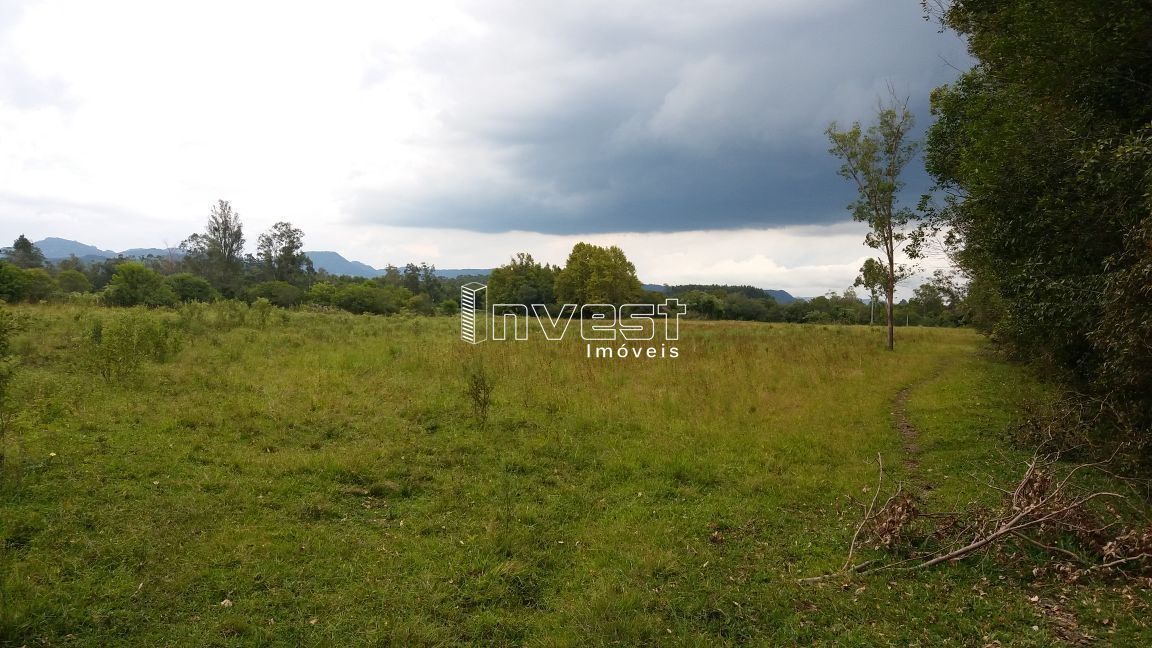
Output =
[
  {"x1": 212, "y1": 300, "x2": 248, "y2": 329},
  {"x1": 103, "y1": 263, "x2": 177, "y2": 307},
  {"x1": 167, "y1": 273, "x2": 217, "y2": 303},
  {"x1": 247, "y1": 281, "x2": 303, "y2": 308},
  {"x1": 250, "y1": 297, "x2": 273, "y2": 327},
  {"x1": 80, "y1": 311, "x2": 183, "y2": 381},
  {"x1": 176, "y1": 301, "x2": 209, "y2": 333},
  {"x1": 0, "y1": 261, "x2": 27, "y2": 302},
  {"x1": 306, "y1": 281, "x2": 337, "y2": 307},
  {"x1": 464, "y1": 356, "x2": 495, "y2": 425},
  {"x1": 334, "y1": 284, "x2": 401, "y2": 315},
  {"x1": 22, "y1": 268, "x2": 57, "y2": 302},
  {"x1": 57, "y1": 269, "x2": 92, "y2": 294}
]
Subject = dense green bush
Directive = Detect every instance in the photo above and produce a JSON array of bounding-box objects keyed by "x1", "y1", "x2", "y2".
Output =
[
  {"x1": 103, "y1": 263, "x2": 177, "y2": 307},
  {"x1": 167, "y1": 273, "x2": 217, "y2": 303},
  {"x1": 56, "y1": 269, "x2": 92, "y2": 294},
  {"x1": 22, "y1": 269, "x2": 56, "y2": 302},
  {"x1": 333, "y1": 283, "x2": 406, "y2": 315},
  {"x1": 247, "y1": 281, "x2": 303, "y2": 308},
  {"x1": 305, "y1": 281, "x2": 337, "y2": 307},
  {"x1": 0, "y1": 262, "x2": 27, "y2": 303},
  {"x1": 924, "y1": 0, "x2": 1152, "y2": 431}
]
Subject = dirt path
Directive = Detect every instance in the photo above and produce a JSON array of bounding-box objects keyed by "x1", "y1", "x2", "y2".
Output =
[
  {"x1": 893, "y1": 386, "x2": 919, "y2": 472},
  {"x1": 891, "y1": 366, "x2": 946, "y2": 493}
]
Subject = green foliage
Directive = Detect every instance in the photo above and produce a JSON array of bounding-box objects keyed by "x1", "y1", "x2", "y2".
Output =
[
  {"x1": 256, "y1": 221, "x2": 313, "y2": 284},
  {"x1": 250, "y1": 297, "x2": 274, "y2": 328},
  {"x1": 0, "y1": 307, "x2": 26, "y2": 465},
  {"x1": 405, "y1": 293, "x2": 435, "y2": 316},
  {"x1": 181, "y1": 200, "x2": 246, "y2": 297},
  {"x1": 463, "y1": 355, "x2": 494, "y2": 425},
  {"x1": 167, "y1": 272, "x2": 218, "y2": 303},
  {"x1": 305, "y1": 281, "x2": 338, "y2": 307},
  {"x1": 2, "y1": 234, "x2": 45, "y2": 269},
  {"x1": 827, "y1": 94, "x2": 920, "y2": 349},
  {"x1": 0, "y1": 261, "x2": 28, "y2": 303},
  {"x1": 79, "y1": 311, "x2": 183, "y2": 381},
  {"x1": 103, "y1": 262, "x2": 178, "y2": 307},
  {"x1": 21, "y1": 268, "x2": 56, "y2": 302},
  {"x1": 176, "y1": 301, "x2": 210, "y2": 333},
  {"x1": 487, "y1": 253, "x2": 558, "y2": 306},
  {"x1": 924, "y1": 0, "x2": 1152, "y2": 428},
  {"x1": 248, "y1": 281, "x2": 303, "y2": 308},
  {"x1": 554, "y1": 243, "x2": 642, "y2": 305},
  {"x1": 334, "y1": 283, "x2": 407, "y2": 315},
  {"x1": 213, "y1": 300, "x2": 249, "y2": 329},
  {"x1": 56, "y1": 269, "x2": 92, "y2": 294}
]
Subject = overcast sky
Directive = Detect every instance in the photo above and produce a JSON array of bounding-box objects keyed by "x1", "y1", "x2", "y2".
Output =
[{"x1": 0, "y1": 0, "x2": 969, "y2": 295}]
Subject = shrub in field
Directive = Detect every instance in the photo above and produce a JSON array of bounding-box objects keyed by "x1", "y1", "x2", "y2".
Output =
[
  {"x1": 406, "y1": 293, "x2": 435, "y2": 315},
  {"x1": 464, "y1": 356, "x2": 495, "y2": 425},
  {"x1": 167, "y1": 272, "x2": 218, "y2": 303},
  {"x1": 22, "y1": 268, "x2": 56, "y2": 302},
  {"x1": 57, "y1": 269, "x2": 92, "y2": 294},
  {"x1": 247, "y1": 281, "x2": 303, "y2": 308},
  {"x1": 334, "y1": 283, "x2": 397, "y2": 315},
  {"x1": 0, "y1": 261, "x2": 27, "y2": 302},
  {"x1": 80, "y1": 311, "x2": 183, "y2": 381},
  {"x1": 176, "y1": 301, "x2": 209, "y2": 333},
  {"x1": 103, "y1": 262, "x2": 178, "y2": 307},
  {"x1": 306, "y1": 281, "x2": 337, "y2": 307},
  {"x1": 212, "y1": 300, "x2": 249, "y2": 329},
  {"x1": 250, "y1": 297, "x2": 273, "y2": 327}
]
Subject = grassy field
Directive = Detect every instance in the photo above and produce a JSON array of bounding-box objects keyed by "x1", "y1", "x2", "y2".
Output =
[{"x1": 1, "y1": 304, "x2": 1149, "y2": 645}]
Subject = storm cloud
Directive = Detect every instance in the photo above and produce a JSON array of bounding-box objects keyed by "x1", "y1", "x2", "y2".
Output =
[
  {"x1": 0, "y1": 0, "x2": 967, "y2": 292},
  {"x1": 344, "y1": 0, "x2": 968, "y2": 233}
]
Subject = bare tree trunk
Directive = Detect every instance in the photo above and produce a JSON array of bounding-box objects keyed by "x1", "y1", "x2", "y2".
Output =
[
  {"x1": 886, "y1": 289, "x2": 894, "y2": 350},
  {"x1": 885, "y1": 246, "x2": 896, "y2": 351}
]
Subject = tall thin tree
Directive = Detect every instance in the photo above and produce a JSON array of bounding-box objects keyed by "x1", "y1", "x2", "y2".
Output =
[{"x1": 827, "y1": 94, "x2": 920, "y2": 350}]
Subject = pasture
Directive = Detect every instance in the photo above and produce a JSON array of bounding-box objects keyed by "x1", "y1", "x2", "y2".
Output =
[{"x1": 1, "y1": 304, "x2": 1149, "y2": 645}]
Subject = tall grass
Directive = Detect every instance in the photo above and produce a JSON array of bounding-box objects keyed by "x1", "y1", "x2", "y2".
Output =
[{"x1": 0, "y1": 304, "x2": 1147, "y2": 645}]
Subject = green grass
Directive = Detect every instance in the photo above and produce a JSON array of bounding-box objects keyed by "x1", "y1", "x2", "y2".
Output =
[{"x1": 1, "y1": 305, "x2": 1149, "y2": 645}]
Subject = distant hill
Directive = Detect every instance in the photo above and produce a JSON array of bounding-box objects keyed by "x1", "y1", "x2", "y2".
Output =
[
  {"x1": 661, "y1": 283, "x2": 796, "y2": 304},
  {"x1": 435, "y1": 269, "x2": 490, "y2": 279},
  {"x1": 35, "y1": 237, "x2": 115, "y2": 259},
  {"x1": 305, "y1": 251, "x2": 383, "y2": 277},
  {"x1": 35, "y1": 237, "x2": 181, "y2": 261},
  {"x1": 121, "y1": 247, "x2": 183, "y2": 259}
]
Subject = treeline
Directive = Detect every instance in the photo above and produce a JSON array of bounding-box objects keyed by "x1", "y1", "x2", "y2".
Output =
[
  {"x1": 483, "y1": 249, "x2": 968, "y2": 327},
  {"x1": 666, "y1": 276, "x2": 967, "y2": 327},
  {"x1": 0, "y1": 201, "x2": 469, "y2": 316},
  {"x1": 2, "y1": 209, "x2": 968, "y2": 328},
  {"x1": 922, "y1": 2, "x2": 1152, "y2": 432}
]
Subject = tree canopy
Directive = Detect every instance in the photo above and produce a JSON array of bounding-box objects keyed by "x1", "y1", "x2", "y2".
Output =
[
  {"x1": 923, "y1": 0, "x2": 1152, "y2": 429},
  {"x1": 554, "y1": 243, "x2": 642, "y2": 306}
]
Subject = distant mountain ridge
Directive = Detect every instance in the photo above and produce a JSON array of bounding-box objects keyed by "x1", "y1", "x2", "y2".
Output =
[
  {"x1": 29, "y1": 237, "x2": 792, "y2": 300},
  {"x1": 35, "y1": 237, "x2": 182, "y2": 261}
]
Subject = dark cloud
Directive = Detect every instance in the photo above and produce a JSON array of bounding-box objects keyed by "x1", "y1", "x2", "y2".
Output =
[
  {"x1": 348, "y1": 0, "x2": 968, "y2": 234},
  {"x1": 361, "y1": 3, "x2": 953, "y2": 230}
]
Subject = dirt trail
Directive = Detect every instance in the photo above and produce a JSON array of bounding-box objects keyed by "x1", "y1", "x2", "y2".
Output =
[
  {"x1": 893, "y1": 386, "x2": 920, "y2": 472},
  {"x1": 891, "y1": 365, "x2": 947, "y2": 492}
]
